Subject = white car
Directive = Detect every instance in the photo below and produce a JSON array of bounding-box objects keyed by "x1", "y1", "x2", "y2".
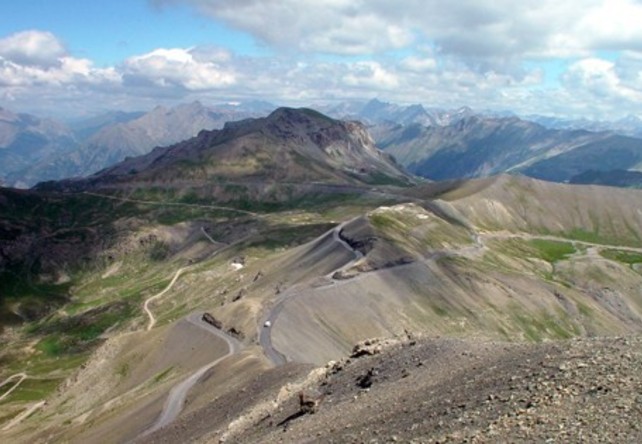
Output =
[{"x1": 264, "y1": 321, "x2": 272, "y2": 328}]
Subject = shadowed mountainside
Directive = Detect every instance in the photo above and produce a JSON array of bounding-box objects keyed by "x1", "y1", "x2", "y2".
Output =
[
  {"x1": 376, "y1": 115, "x2": 642, "y2": 183},
  {"x1": 0, "y1": 108, "x2": 78, "y2": 188}
]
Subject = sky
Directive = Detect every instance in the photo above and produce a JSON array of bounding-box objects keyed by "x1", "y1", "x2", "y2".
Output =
[{"x1": 2, "y1": 0, "x2": 642, "y2": 121}]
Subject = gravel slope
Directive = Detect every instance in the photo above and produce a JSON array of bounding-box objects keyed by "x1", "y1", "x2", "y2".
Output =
[{"x1": 174, "y1": 334, "x2": 642, "y2": 443}]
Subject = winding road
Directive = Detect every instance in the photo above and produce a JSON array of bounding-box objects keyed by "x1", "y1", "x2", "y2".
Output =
[
  {"x1": 144, "y1": 267, "x2": 189, "y2": 331},
  {"x1": 259, "y1": 221, "x2": 363, "y2": 366},
  {"x1": 141, "y1": 312, "x2": 242, "y2": 436},
  {"x1": 1, "y1": 401, "x2": 46, "y2": 431},
  {"x1": 0, "y1": 373, "x2": 27, "y2": 403},
  {"x1": 256, "y1": 221, "x2": 642, "y2": 366},
  {"x1": 0, "y1": 373, "x2": 41, "y2": 432}
]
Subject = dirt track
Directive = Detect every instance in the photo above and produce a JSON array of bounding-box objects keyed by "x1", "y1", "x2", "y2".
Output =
[
  {"x1": 144, "y1": 267, "x2": 188, "y2": 331},
  {"x1": 0, "y1": 373, "x2": 27, "y2": 403}
]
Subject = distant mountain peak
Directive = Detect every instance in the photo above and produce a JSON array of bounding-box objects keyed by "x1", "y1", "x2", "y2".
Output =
[
  {"x1": 265, "y1": 107, "x2": 337, "y2": 125},
  {"x1": 45, "y1": 107, "x2": 413, "y2": 191}
]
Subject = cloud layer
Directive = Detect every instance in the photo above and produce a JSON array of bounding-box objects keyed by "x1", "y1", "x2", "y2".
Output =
[{"x1": 2, "y1": 1, "x2": 642, "y2": 119}]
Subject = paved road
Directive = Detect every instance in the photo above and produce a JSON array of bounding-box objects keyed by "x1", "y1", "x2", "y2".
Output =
[
  {"x1": 259, "y1": 221, "x2": 362, "y2": 366},
  {"x1": 141, "y1": 313, "x2": 242, "y2": 436}
]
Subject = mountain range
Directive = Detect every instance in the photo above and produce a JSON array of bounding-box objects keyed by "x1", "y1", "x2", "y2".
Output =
[
  {"x1": 0, "y1": 101, "x2": 273, "y2": 188},
  {"x1": 4, "y1": 98, "x2": 642, "y2": 189},
  {"x1": 376, "y1": 114, "x2": 642, "y2": 182},
  {"x1": 0, "y1": 108, "x2": 78, "y2": 188},
  {"x1": 1, "y1": 107, "x2": 642, "y2": 442}
]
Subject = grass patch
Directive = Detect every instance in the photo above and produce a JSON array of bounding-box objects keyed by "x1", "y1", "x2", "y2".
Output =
[
  {"x1": 117, "y1": 362, "x2": 130, "y2": 379},
  {"x1": 600, "y1": 249, "x2": 642, "y2": 265},
  {"x1": 0, "y1": 377, "x2": 62, "y2": 404},
  {"x1": 27, "y1": 353, "x2": 89, "y2": 375},
  {"x1": 528, "y1": 239, "x2": 576, "y2": 263},
  {"x1": 370, "y1": 212, "x2": 408, "y2": 233},
  {"x1": 31, "y1": 301, "x2": 135, "y2": 356},
  {"x1": 564, "y1": 228, "x2": 603, "y2": 244},
  {"x1": 149, "y1": 241, "x2": 170, "y2": 261},
  {"x1": 576, "y1": 301, "x2": 594, "y2": 317},
  {"x1": 513, "y1": 312, "x2": 576, "y2": 341},
  {"x1": 430, "y1": 303, "x2": 450, "y2": 317},
  {"x1": 37, "y1": 337, "x2": 64, "y2": 357}
]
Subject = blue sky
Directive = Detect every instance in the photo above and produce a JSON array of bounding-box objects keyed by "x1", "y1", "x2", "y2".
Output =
[
  {"x1": 0, "y1": 1, "x2": 267, "y2": 65},
  {"x1": 1, "y1": 0, "x2": 642, "y2": 120}
]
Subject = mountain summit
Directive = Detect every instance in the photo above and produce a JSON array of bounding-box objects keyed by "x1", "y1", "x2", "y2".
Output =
[{"x1": 56, "y1": 107, "x2": 412, "y2": 190}]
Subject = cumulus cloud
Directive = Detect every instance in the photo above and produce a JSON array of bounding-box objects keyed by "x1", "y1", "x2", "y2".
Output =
[
  {"x1": 153, "y1": 0, "x2": 642, "y2": 62},
  {"x1": 0, "y1": 30, "x2": 120, "y2": 88},
  {"x1": 342, "y1": 61, "x2": 399, "y2": 89},
  {"x1": 563, "y1": 57, "x2": 642, "y2": 105},
  {"x1": 122, "y1": 47, "x2": 235, "y2": 91},
  {"x1": 0, "y1": 56, "x2": 119, "y2": 87},
  {"x1": 0, "y1": 30, "x2": 66, "y2": 68},
  {"x1": 5, "y1": 1, "x2": 642, "y2": 122},
  {"x1": 153, "y1": 0, "x2": 413, "y2": 55}
]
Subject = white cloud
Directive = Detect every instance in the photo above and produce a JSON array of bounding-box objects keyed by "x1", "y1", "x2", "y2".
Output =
[
  {"x1": 400, "y1": 56, "x2": 437, "y2": 73},
  {"x1": 154, "y1": 0, "x2": 413, "y2": 55},
  {"x1": 5, "y1": 5, "x2": 642, "y2": 122},
  {"x1": 0, "y1": 30, "x2": 120, "y2": 88},
  {"x1": 122, "y1": 47, "x2": 235, "y2": 90},
  {"x1": 342, "y1": 61, "x2": 399, "y2": 89},
  {"x1": 577, "y1": 0, "x2": 642, "y2": 52},
  {"x1": 153, "y1": 0, "x2": 642, "y2": 62},
  {"x1": 563, "y1": 57, "x2": 642, "y2": 104},
  {"x1": 0, "y1": 56, "x2": 119, "y2": 87},
  {"x1": 0, "y1": 30, "x2": 66, "y2": 68}
]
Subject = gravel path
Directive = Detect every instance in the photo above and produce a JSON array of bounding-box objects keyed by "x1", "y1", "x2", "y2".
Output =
[
  {"x1": 143, "y1": 267, "x2": 189, "y2": 331},
  {"x1": 0, "y1": 373, "x2": 27, "y2": 402}
]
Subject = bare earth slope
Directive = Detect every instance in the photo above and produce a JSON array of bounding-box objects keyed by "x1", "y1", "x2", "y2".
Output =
[
  {"x1": 3, "y1": 173, "x2": 642, "y2": 443},
  {"x1": 227, "y1": 334, "x2": 642, "y2": 443},
  {"x1": 261, "y1": 177, "x2": 642, "y2": 366}
]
